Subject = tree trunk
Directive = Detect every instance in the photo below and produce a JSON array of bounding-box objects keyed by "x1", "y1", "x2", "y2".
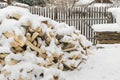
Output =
[
  {"x1": 101, "y1": 0, "x2": 103, "y2": 3},
  {"x1": 7, "y1": 0, "x2": 12, "y2": 5}
]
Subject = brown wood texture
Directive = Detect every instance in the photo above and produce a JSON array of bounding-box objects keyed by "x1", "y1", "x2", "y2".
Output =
[{"x1": 96, "y1": 32, "x2": 120, "y2": 44}]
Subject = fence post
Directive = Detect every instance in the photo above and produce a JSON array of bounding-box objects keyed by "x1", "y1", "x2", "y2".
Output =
[
  {"x1": 54, "y1": 7, "x2": 57, "y2": 20},
  {"x1": 7, "y1": 0, "x2": 12, "y2": 5},
  {"x1": 107, "y1": 13, "x2": 114, "y2": 23}
]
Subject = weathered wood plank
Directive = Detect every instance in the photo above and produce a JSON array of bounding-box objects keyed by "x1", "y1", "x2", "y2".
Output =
[
  {"x1": 98, "y1": 39, "x2": 120, "y2": 44},
  {"x1": 96, "y1": 32, "x2": 120, "y2": 44}
]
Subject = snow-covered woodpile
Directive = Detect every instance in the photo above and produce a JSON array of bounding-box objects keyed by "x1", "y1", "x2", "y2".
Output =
[
  {"x1": 0, "y1": 6, "x2": 92, "y2": 80},
  {"x1": 92, "y1": 23, "x2": 120, "y2": 44}
]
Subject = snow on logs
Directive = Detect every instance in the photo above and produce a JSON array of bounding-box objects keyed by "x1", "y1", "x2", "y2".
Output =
[{"x1": 0, "y1": 6, "x2": 92, "y2": 80}]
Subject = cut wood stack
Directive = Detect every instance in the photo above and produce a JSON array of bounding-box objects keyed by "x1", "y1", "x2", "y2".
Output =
[
  {"x1": 92, "y1": 24, "x2": 120, "y2": 44},
  {"x1": 95, "y1": 32, "x2": 120, "y2": 44},
  {"x1": 0, "y1": 6, "x2": 92, "y2": 80}
]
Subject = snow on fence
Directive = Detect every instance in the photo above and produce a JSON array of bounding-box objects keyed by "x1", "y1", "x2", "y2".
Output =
[{"x1": 29, "y1": 7, "x2": 115, "y2": 44}]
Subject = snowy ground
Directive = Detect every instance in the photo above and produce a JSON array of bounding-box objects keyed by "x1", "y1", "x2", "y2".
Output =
[{"x1": 64, "y1": 44, "x2": 120, "y2": 80}]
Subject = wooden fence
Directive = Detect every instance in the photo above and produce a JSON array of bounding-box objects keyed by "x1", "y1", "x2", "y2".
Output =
[
  {"x1": 29, "y1": 7, "x2": 115, "y2": 44},
  {"x1": 0, "y1": 3, "x2": 116, "y2": 44}
]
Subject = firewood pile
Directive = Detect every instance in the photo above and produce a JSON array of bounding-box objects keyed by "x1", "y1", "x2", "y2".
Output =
[
  {"x1": 0, "y1": 6, "x2": 92, "y2": 80},
  {"x1": 92, "y1": 24, "x2": 120, "y2": 44},
  {"x1": 95, "y1": 32, "x2": 120, "y2": 44}
]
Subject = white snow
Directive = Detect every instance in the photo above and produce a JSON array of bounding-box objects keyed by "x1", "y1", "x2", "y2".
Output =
[
  {"x1": 13, "y1": 2, "x2": 29, "y2": 7},
  {"x1": 108, "y1": 7, "x2": 120, "y2": 26},
  {"x1": 92, "y1": 23, "x2": 120, "y2": 32},
  {"x1": 1, "y1": 62, "x2": 45, "y2": 80},
  {"x1": 0, "y1": 47, "x2": 11, "y2": 53},
  {"x1": 110, "y1": 0, "x2": 120, "y2": 6},
  {"x1": 0, "y1": 6, "x2": 29, "y2": 16},
  {"x1": 77, "y1": 0, "x2": 94, "y2": 5},
  {"x1": 55, "y1": 23, "x2": 75, "y2": 36},
  {"x1": 64, "y1": 44, "x2": 120, "y2": 80},
  {"x1": 79, "y1": 35, "x2": 92, "y2": 48},
  {"x1": 0, "y1": 19, "x2": 26, "y2": 38},
  {"x1": 92, "y1": 7, "x2": 120, "y2": 33},
  {"x1": 89, "y1": 3, "x2": 112, "y2": 7}
]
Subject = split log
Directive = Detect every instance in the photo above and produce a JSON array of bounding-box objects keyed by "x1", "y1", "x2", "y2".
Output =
[
  {"x1": 75, "y1": 60, "x2": 85, "y2": 69},
  {"x1": 26, "y1": 68, "x2": 33, "y2": 73},
  {"x1": 32, "y1": 40, "x2": 38, "y2": 47},
  {"x1": 63, "y1": 47, "x2": 77, "y2": 52},
  {"x1": 35, "y1": 27, "x2": 44, "y2": 37},
  {"x1": 37, "y1": 63, "x2": 45, "y2": 67},
  {"x1": 41, "y1": 20, "x2": 48, "y2": 25},
  {"x1": 21, "y1": 21, "x2": 31, "y2": 27},
  {"x1": 40, "y1": 46, "x2": 46, "y2": 54},
  {"x1": 26, "y1": 33, "x2": 31, "y2": 41},
  {"x1": 46, "y1": 37, "x2": 51, "y2": 44},
  {"x1": 1, "y1": 69, "x2": 10, "y2": 76},
  {"x1": 31, "y1": 32, "x2": 39, "y2": 42},
  {"x1": 69, "y1": 54, "x2": 81, "y2": 60},
  {"x1": 3, "y1": 31, "x2": 13, "y2": 38},
  {"x1": 36, "y1": 42, "x2": 41, "y2": 48},
  {"x1": 7, "y1": 58, "x2": 21, "y2": 65},
  {"x1": 52, "y1": 53, "x2": 60, "y2": 58},
  {"x1": 46, "y1": 59, "x2": 53, "y2": 66},
  {"x1": 62, "y1": 43, "x2": 75, "y2": 50},
  {"x1": 28, "y1": 27, "x2": 35, "y2": 33},
  {"x1": 53, "y1": 75, "x2": 59, "y2": 80},
  {"x1": 12, "y1": 13, "x2": 21, "y2": 20},
  {"x1": 25, "y1": 40, "x2": 41, "y2": 53},
  {"x1": 14, "y1": 46, "x2": 24, "y2": 52},
  {"x1": 10, "y1": 40, "x2": 21, "y2": 48},
  {"x1": 4, "y1": 32, "x2": 25, "y2": 47},
  {"x1": 62, "y1": 63, "x2": 74, "y2": 71},
  {"x1": 18, "y1": 76, "x2": 24, "y2": 80},
  {"x1": 39, "y1": 53, "x2": 47, "y2": 59},
  {"x1": 49, "y1": 31, "x2": 55, "y2": 38},
  {"x1": 56, "y1": 34, "x2": 64, "y2": 40},
  {"x1": 47, "y1": 56, "x2": 54, "y2": 62},
  {"x1": 14, "y1": 35, "x2": 25, "y2": 47},
  {"x1": 35, "y1": 27, "x2": 42, "y2": 33},
  {"x1": 0, "y1": 60, "x2": 5, "y2": 66},
  {"x1": 41, "y1": 20, "x2": 52, "y2": 28},
  {"x1": 0, "y1": 53, "x2": 9, "y2": 58},
  {"x1": 44, "y1": 34, "x2": 51, "y2": 45}
]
